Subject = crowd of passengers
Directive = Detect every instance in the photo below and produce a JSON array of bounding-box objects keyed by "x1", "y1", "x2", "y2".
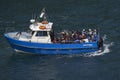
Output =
[{"x1": 52, "y1": 29, "x2": 99, "y2": 43}]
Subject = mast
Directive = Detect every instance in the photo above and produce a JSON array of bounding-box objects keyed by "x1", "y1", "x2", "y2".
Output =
[
  {"x1": 40, "y1": 8, "x2": 45, "y2": 18},
  {"x1": 39, "y1": 8, "x2": 48, "y2": 21}
]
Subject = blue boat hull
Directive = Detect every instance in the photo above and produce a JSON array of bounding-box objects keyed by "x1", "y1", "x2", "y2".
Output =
[{"x1": 4, "y1": 34, "x2": 99, "y2": 54}]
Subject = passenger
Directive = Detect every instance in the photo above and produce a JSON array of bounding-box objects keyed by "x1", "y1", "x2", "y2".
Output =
[
  {"x1": 69, "y1": 32, "x2": 73, "y2": 41},
  {"x1": 83, "y1": 38, "x2": 89, "y2": 43},
  {"x1": 82, "y1": 33, "x2": 86, "y2": 39},
  {"x1": 65, "y1": 37, "x2": 70, "y2": 43},
  {"x1": 90, "y1": 35, "x2": 94, "y2": 42},
  {"x1": 57, "y1": 29, "x2": 99, "y2": 43},
  {"x1": 61, "y1": 37, "x2": 66, "y2": 43},
  {"x1": 79, "y1": 34, "x2": 83, "y2": 40},
  {"x1": 82, "y1": 29, "x2": 86, "y2": 35},
  {"x1": 53, "y1": 38, "x2": 57, "y2": 43},
  {"x1": 64, "y1": 33, "x2": 70, "y2": 42},
  {"x1": 71, "y1": 31, "x2": 76, "y2": 40},
  {"x1": 86, "y1": 35, "x2": 91, "y2": 42},
  {"x1": 50, "y1": 30, "x2": 54, "y2": 42},
  {"x1": 65, "y1": 32, "x2": 69, "y2": 38},
  {"x1": 75, "y1": 33, "x2": 79, "y2": 40},
  {"x1": 93, "y1": 34, "x2": 98, "y2": 41},
  {"x1": 61, "y1": 31, "x2": 66, "y2": 39},
  {"x1": 88, "y1": 28, "x2": 92, "y2": 35},
  {"x1": 98, "y1": 37, "x2": 103, "y2": 48},
  {"x1": 93, "y1": 29, "x2": 97, "y2": 35}
]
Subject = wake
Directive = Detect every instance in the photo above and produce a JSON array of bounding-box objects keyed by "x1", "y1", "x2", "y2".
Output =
[{"x1": 84, "y1": 35, "x2": 113, "y2": 57}]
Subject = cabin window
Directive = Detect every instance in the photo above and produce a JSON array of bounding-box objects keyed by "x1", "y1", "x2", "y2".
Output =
[{"x1": 36, "y1": 31, "x2": 48, "y2": 37}]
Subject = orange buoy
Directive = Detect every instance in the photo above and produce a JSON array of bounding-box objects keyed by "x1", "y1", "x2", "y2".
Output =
[
  {"x1": 41, "y1": 21, "x2": 48, "y2": 24},
  {"x1": 39, "y1": 26, "x2": 46, "y2": 30}
]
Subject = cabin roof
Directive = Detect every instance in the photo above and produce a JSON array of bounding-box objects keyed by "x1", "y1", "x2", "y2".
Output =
[{"x1": 29, "y1": 22, "x2": 53, "y2": 31}]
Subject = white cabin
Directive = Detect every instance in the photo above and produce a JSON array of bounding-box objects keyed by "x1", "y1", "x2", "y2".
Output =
[
  {"x1": 14, "y1": 8, "x2": 54, "y2": 43},
  {"x1": 29, "y1": 21, "x2": 53, "y2": 43},
  {"x1": 16, "y1": 20, "x2": 53, "y2": 43}
]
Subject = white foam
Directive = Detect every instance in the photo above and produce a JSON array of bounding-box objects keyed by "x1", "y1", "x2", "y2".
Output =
[
  {"x1": 103, "y1": 34, "x2": 107, "y2": 41},
  {"x1": 83, "y1": 35, "x2": 113, "y2": 57},
  {"x1": 84, "y1": 42, "x2": 113, "y2": 57}
]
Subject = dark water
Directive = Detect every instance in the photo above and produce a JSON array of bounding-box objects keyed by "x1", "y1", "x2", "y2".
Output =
[{"x1": 0, "y1": 0, "x2": 120, "y2": 80}]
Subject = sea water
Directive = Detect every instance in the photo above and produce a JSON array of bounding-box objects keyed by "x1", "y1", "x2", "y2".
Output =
[{"x1": 0, "y1": 0, "x2": 120, "y2": 80}]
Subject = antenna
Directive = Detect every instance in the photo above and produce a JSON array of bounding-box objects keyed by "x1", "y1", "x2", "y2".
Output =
[
  {"x1": 40, "y1": 7, "x2": 46, "y2": 18},
  {"x1": 30, "y1": 13, "x2": 36, "y2": 23}
]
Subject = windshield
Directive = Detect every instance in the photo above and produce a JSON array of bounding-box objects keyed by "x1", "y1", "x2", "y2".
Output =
[{"x1": 36, "y1": 31, "x2": 48, "y2": 37}]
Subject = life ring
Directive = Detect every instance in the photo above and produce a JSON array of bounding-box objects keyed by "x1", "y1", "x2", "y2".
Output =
[
  {"x1": 41, "y1": 21, "x2": 48, "y2": 24},
  {"x1": 39, "y1": 26, "x2": 46, "y2": 30}
]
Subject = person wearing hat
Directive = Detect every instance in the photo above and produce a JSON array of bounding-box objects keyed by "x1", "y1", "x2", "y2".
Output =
[
  {"x1": 88, "y1": 28, "x2": 92, "y2": 35},
  {"x1": 93, "y1": 29, "x2": 97, "y2": 35},
  {"x1": 82, "y1": 29, "x2": 86, "y2": 35}
]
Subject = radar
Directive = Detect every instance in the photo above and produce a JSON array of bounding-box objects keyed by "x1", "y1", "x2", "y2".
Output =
[{"x1": 30, "y1": 19, "x2": 35, "y2": 23}]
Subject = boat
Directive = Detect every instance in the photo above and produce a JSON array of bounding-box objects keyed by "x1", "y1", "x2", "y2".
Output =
[{"x1": 4, "y1": 8, "x2": 103, "y2": 54}]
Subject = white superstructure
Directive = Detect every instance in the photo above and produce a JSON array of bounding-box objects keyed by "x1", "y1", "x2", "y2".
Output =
[
  {"x1": 14, "y1": 8, "x2": 53, "y2": 43},
  {"x1": 29, "y1": 21, "x2": 53, "y2": 43}
]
